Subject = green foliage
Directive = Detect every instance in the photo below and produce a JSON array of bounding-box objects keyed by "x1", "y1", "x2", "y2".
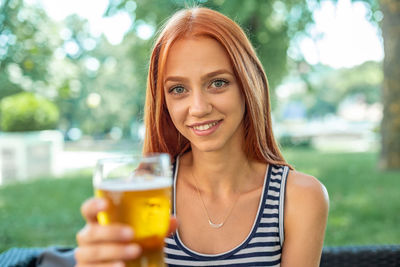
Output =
[
  {"x1": 0, "y1": 92, "x2": 59, "y2": 132},
  {"x1": 50, "y1": 0, "x2": 313, "y2": 136},
  {"x1": 285, "y1": 61, "x2": 383, "y2": 118},
  {"x1": 279, "y1": 134, "x2": 312, "y2": 148},
  {"x1": 0, "y1": 0, "x2": 59, "y2": 99},
  {"x1": 0, "y1": 0, "x2": 385, "y2": 138},
  {"x1": 0, "y1": 0, "x2": 315, "y2": 136}
]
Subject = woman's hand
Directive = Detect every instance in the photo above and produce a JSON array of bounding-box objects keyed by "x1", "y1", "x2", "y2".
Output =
[{"x1": 75, "y1": 197, "x2": 178, "y2": 267}]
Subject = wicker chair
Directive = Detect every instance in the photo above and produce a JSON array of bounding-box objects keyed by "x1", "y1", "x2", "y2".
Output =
[{"x1": 320, "y1": 245, "x2": 400, "y2": 267}]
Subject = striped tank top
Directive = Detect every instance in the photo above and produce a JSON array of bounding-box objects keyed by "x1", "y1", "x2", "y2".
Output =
[{"x1": 164, "y1": 160, "x2": 290, "y2": 266}]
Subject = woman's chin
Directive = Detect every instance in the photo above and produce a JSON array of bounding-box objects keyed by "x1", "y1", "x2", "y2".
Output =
[{"x1": 191, "y1": 141, "x2": 225, "y2": 153}]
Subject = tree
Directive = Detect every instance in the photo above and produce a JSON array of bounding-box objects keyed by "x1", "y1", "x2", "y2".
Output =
[
  {"x1": 354, "y1": 0, "x2": 400, "y2": 169},
  {"x1": 0, "y1": 0, "x2": 59, "y2": 99},
  {"x1": 379, "y1": 0, "x2": 400, "y2": 169}
]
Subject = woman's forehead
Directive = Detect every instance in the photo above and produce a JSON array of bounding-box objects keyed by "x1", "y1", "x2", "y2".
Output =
[{"x1": 164, "y1": 36, "x2": 233, "y2": 77}]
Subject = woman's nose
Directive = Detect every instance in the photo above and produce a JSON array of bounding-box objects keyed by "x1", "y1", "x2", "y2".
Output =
[{"x1": 188, "y1": 90, "x2": 212, "y2": 117}]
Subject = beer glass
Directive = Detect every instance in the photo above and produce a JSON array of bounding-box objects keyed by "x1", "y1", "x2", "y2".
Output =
[{"x1": 93, "y1": 154, "x2": 172, "y2": 267}]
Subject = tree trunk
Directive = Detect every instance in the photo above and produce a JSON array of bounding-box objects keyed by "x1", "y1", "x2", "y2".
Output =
[{"x1": 380, "y1": 0, "x2": 400, "y2": 169}]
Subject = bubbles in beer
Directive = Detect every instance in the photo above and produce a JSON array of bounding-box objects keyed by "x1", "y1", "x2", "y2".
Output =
[{"x1": 95, "y1": 175, "x2": 172, "y2": 251}]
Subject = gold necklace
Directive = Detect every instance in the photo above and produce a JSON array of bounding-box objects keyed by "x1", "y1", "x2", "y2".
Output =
[{"x1": 192, "y1": 171, "x2": 241, "y2": 229}]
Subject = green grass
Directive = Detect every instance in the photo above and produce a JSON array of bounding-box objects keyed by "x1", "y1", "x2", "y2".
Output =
[
  {"x1": 0, "y1": 149, "x2": 399, "y2": 253},
  {"x1": 0, "y1": 170, "x2": 93, "y2": 253},
  {"x1": 284, "y1": 148, "x2": 400, "y2": 246}
]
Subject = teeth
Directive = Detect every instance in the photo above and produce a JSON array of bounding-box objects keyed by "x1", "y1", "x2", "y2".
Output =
[{"x1": 193, "y1": 121, "x2": 218, "y2": 131}]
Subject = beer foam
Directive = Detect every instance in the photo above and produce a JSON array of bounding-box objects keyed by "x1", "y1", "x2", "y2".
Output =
[{"x1": 95, "y1": 176, "x2": 172, "y2": 191}]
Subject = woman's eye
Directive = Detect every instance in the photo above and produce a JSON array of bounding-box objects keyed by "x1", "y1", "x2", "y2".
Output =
[
  {"x1": 169, "y1": 86, "x2": 185, "y2": 94},
  {"x1": 211, "y1": 79, "x2": 228, "y2": 88}
]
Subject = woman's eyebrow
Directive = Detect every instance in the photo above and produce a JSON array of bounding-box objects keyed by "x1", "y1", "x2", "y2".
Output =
[
  {"x1": 164, "y1": 76, "x2": 189, "y2": 84},
  {"x1": 200, "y1": 69, "x2": 233, "y2": 80},
  {"x1": 164, "y1": 69, "x2": 233, "y2": 84}
]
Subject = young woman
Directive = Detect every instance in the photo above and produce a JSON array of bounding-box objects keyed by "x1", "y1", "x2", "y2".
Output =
[{"x1": 75, "y1": 7, "x2": 329, "y2": 267}]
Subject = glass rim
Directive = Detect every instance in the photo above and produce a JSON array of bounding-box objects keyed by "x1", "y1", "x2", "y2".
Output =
[
  {"x1": 93, "y1": 153, "x2": 172, "y2": 187},
  {"x1": 96, "y1": 153, "x2": 170, "y2": 165}
]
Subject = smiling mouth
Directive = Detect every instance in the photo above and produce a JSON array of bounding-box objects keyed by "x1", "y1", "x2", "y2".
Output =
[{"x1": 191, "y1": 121, "x2": 221, "y2": 131}]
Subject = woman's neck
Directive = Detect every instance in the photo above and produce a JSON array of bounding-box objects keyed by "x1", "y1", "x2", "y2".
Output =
[{"x1": 183, "y1": 147, "x2": 257, "y2": 197}]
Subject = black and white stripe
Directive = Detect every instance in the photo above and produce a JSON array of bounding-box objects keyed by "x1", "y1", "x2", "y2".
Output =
[{"x1": 165, "y1": 161, "x2": 289, "y2": 266}]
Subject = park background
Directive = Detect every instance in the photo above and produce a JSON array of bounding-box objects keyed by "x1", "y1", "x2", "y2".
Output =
[{"x1": 0, "y1": 0, "x2": 399, "y2": 252}]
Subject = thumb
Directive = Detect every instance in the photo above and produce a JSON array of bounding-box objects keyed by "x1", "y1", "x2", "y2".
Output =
[{"x1": 168, "y1": 216, "x2": 178, "y2": 236}]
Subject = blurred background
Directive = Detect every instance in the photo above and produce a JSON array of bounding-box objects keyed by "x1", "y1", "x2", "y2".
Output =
[{"x1": 0, "y1": 0, "x2": 399, "y2": 252}]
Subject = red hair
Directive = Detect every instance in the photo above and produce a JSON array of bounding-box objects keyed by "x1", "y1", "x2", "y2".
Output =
[{"x1": 143, "y1": 7, "x2": 289, "y2": 167}]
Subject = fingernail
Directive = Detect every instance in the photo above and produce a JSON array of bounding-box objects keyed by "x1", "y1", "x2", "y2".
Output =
[
  {"x1": 113, "y1": 262, "x2": 125, "y2": 267},
  {"x1": 126, "y1": 244, "x2": 141, "y2": 256},
  {"x1": 122, "y1": 227, "x2": 134, "y2": 239},
  {"x1": 96, "y1": 199, "x2": 107, "y2": 210}
]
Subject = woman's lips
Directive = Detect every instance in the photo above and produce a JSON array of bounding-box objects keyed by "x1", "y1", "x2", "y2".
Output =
[{"x1": 189, "y1": 120, "x2": 222, "y2": 136}]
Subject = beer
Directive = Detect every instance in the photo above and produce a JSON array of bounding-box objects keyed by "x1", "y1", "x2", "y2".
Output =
[{"x1": 95, "y1": 176, "x2": 172, "y2": 267}]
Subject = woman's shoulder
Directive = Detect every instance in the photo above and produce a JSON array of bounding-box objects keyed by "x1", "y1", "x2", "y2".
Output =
[
  {"x1": 286, "y1": 170, "x2": 329, "y2": 213},
  {"x1": 287, "y1": 170, "x2": 328, "y2": 197},
  {"x1": 281, "y1": 169, "x2": 329, "y2": 265}
]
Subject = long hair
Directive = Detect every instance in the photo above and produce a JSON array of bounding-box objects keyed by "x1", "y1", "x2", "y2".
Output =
[{"x1": 143, "y1": 7, "x2": 289, "y2": 167}]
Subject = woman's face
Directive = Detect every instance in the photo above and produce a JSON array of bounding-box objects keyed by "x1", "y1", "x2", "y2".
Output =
[{"x1": 163, "y1": 36, "x2": 245, "y2": 153}]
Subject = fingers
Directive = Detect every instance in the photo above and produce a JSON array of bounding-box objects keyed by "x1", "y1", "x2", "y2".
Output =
[
  {"x1": 75, "y1": 221, "x2": 138, "y2": 266},
  {"x1": 76, "y1": 199, "x2": 178, "y2": 266},
  {"x1": 77, "y1": 223, "x2": 134, "y2": 245},
  {"x1": 81, "y1": 198, "x2": 107, "y2": 223},
  {"x1": 76, "y1": 261, "x2": 125, "y2": 267},
  {"x1": 75, "y1": 243, "x2": 142, "y2": 264},
  {"x1": 168, "y1": 216, "x2": 178, "y2": 236}
]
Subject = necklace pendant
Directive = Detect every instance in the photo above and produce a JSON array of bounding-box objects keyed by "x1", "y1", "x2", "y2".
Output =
[{"x1": 208, "y1": 219, "x2": 224, "y2": 228}]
